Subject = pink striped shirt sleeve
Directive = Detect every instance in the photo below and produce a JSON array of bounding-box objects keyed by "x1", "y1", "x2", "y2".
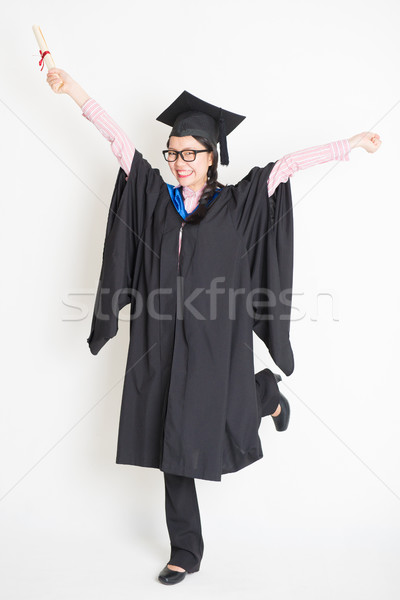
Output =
[
  {"x1": 81, "y1": 98, "x2": 135, "y2": 179},
  {"x1": 267, "y1": 138, "x2": 351, "y2": 197}
]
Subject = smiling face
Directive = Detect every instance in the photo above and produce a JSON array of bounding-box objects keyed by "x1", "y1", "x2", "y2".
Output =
[{"x1": 167, "y1": 135, "x2": 213, "y2": 192}]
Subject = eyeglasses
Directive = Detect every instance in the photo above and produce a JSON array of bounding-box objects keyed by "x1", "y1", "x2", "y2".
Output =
[{"x1": 162, "y1": 149, "x2": 209, "y2": 162}]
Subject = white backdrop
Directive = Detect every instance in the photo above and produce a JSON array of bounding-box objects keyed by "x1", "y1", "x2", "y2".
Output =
[{"x1": 1, "y1": 1, "x2": 399, "y2": 598}]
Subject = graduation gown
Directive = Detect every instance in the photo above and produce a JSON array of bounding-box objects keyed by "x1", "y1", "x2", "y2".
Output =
[{"x1": 87, "y1": 149, "x2": 294, "y2": 482}]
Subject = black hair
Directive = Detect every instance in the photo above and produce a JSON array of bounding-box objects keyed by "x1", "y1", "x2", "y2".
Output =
[{"x1": 166, "y1": 135, "x2": 224, "y2": 225}]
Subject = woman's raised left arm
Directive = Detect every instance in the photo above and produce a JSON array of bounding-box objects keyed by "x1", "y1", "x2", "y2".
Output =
[{"x1": 267, "y1": 131, "x2": 382, "y2": 197}]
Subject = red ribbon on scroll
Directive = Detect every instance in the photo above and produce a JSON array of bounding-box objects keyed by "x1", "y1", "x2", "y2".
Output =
[{"x1": 39, "y1": 49, "x2": 50, "y2": 71}]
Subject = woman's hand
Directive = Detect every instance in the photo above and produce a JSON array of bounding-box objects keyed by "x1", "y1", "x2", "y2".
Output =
[
  {"x1": 46, "y1": 68, "x2": 91, "y2": 108},
  {"x1": 47, "y1": 67, "x2": 75, "y2": 95},
  {"x1": 348, "y1": 131, "x2": 382, "y2": 153}
]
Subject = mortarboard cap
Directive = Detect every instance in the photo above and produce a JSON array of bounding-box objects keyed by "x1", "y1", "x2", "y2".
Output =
[{"x1": 156, "y1": 90, "x2": 246, "y2": 166}]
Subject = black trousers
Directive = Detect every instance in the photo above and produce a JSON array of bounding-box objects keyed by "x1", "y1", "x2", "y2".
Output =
[
  {"x1": 163, "y1": 367, "x2": 280, "y2": 572},
  {"x1": 164, "y1": 473, "x2": 204, "y2": 572}
]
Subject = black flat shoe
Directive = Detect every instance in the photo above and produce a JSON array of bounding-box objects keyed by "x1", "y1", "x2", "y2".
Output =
[
  {"x1": 271, "y1": 392, "x2": 290, "y2": 431},
  {"x1": 158, "y1": 565, "x2": 188, "y2": 585}
]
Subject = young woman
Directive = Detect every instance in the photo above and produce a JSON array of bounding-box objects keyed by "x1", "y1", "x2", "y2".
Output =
[{"x1": 46, "y1": 67, "x2": 382, "y2": 586}]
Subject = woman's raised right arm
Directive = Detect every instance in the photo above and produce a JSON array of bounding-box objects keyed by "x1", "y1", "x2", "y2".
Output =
[{"x1": 46, "y1": 68, "x2": 135, "y2": 179}]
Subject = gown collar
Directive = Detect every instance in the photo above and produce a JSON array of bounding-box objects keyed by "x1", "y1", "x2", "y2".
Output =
[{"x1": 167, "y1": 184, "x2": 220, "y2": 220}]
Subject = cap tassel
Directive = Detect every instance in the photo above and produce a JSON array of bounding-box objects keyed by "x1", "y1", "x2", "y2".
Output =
[{"x1": 218, "y1": 111, "x2": 229, "y2": 166}]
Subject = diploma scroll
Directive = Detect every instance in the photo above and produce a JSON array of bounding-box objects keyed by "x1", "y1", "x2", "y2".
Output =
[{"x1": 32, "y1": 24, "x2": 56, "y2": 70}]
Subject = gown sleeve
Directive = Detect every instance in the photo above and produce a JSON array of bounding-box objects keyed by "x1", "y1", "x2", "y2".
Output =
[
  {"x1": 229, "y1": 163, "x2": 295, "y2": 375},
  {"x1": 86, "y1": 150, "x2": 165, "y2": 355}
]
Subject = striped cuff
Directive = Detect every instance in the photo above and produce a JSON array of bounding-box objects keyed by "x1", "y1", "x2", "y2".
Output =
[
  {"x1": 81, "y1": 98, "x2": 105, "y2": 123},
  {"x1": 330, "y1": 139, "x2": 351, "y2": 161}
]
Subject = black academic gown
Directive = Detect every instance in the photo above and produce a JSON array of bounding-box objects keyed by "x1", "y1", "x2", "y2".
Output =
[{"x1": 87, "y1": 150, "x2": 294, "y2": 482}]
